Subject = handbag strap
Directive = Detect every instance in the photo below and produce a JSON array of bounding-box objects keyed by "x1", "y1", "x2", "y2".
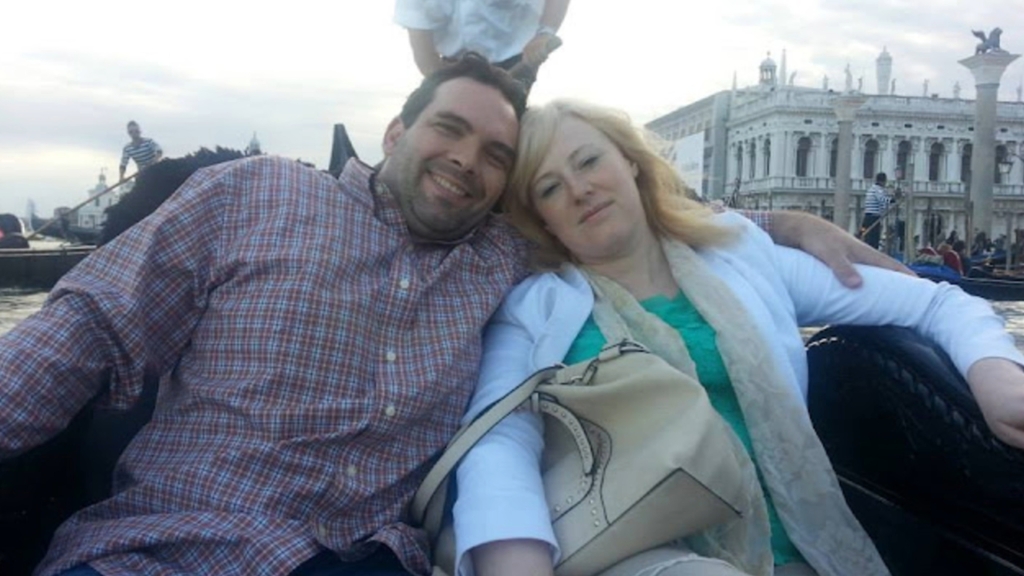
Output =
[
  {"x1": 410, "y1": 341, "x2": 648, "y2": 530},
  {"x1": 410, "y1": 365, "x2": 558, "y2": 526}
]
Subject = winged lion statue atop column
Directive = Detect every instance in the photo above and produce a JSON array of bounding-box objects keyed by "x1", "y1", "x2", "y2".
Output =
[{"x1": 973, "y1": 28, "x2": 1005, "y2": 54}]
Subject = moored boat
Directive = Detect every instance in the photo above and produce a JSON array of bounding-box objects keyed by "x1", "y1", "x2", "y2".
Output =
[
  {"x1": 0, "y1": 244, "x2": 95, "y2": 289},
  {"x1": 910, "y1": 262, "x2": 1024, "y2": 301}
]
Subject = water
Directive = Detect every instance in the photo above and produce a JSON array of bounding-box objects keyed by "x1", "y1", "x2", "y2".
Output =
[
  {"x1": 0, "y1": 289, "x2": 49, "y2": 335},
  {"x1": 4, "y1": 289, "x2": 1024, "y2": 350}
]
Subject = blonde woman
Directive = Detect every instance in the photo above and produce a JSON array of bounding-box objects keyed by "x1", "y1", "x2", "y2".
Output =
[{"x1": 452, "y1": 99, "x2": 1024, "y2": 576}]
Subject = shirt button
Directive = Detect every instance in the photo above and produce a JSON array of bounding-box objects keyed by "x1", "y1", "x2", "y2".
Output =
[
  {"x1": 384, "y1": 404, "x2": 397, "y2": 417},
  {"x1": 385, "y1": 351, "x2": 397, "y2": 362},
  {"x1": 398, "y1": 278, "x2": 410, "y2": 290},
  {"x1": 346, "y1": 465, "x2": 358, "y2": 477}
]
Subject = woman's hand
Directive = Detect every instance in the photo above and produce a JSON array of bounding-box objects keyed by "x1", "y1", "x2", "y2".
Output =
[
  {"x1": 966, "y1": 358, "x2": 1024, "y2": 449},
  {"x1": 471, "y1": 538, "x2": 555, "y2": 576}
]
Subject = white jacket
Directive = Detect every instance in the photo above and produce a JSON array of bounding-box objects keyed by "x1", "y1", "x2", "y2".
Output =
[{"x1": 452, "y1": 213, "x2": 1023, "y2": 575}]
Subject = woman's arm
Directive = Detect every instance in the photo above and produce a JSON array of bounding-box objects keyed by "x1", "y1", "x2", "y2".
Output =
[
  {"x1": 967, "y1": 358, "x2": 1024, "y2": 448},
  {"x1": 471, "y1": 539, "x2": 555, "y2": 576},
  {"x1": 453, "y1": 300, "x2": 560, "y2": 576},
  {"x1": 774, "y1": 245, "x2": 1024, "y2": 448}
]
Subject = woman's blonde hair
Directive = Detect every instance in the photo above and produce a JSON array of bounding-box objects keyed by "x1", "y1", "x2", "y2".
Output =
[{"x1": 505, "y1": 99, "x2": 735, "y2": 268}]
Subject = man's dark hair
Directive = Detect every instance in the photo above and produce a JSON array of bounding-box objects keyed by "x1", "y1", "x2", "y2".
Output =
[
  {"x1": 0, "y1": 213, "x2": 23, "y2": 235},
  {"x1": 398, "y1": 52, "x2": 527, "y2": 128},
  {"x1": 127, "y1": 120, "x2": 139, "y2": 129},
  {"x1": 875, "y1": 172, "x2": 887, "y2": 185}
]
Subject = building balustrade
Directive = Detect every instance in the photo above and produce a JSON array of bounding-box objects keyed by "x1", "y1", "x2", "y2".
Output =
[{"x1": 735, "y1": 177, "x2": 1024, "y2": 198}]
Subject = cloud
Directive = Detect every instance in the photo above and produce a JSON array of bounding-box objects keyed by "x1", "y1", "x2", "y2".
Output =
[{"x1": 1, "y1": 0, "x2": 1022, "y2": 217}]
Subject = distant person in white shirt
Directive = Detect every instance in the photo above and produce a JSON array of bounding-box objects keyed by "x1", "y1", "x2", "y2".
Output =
[
  {"x1": 394, "y1": 0, "x2": 570, "y2": 91},
  {"x1": 859, "y1": 172, "x2": 893, "y2": 250},
  {"x1": 119, "y1": 121, "x2": 163, "y2": 182}
]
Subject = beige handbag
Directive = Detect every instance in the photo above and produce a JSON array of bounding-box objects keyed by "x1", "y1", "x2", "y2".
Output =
[{"x1": 411, "y1": 340, "x2": 748, "y2": 576}]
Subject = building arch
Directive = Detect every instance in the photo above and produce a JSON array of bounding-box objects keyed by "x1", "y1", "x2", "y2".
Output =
[
  {"x1": 862, "y1": 139, "x2": 879, "y2": 180},
  {"x1": 961, "y1": 143, "x2": 972, "y2": 184},
  {"x1": 896, "y1": 140, "x2": 912, "y2": 180},
  {"x1": 736, "y1": 144, "x2": 744, "y2": 182},
  {"x1": 749, "y1": 141, "x2": 757, "y2": 179},
  {"x1": 796, "y1": 136, "x2": 812, "y2": 177},
  {"x1": 928, "y1": 142, "x2": 945, "y2": 182},
  {"x1": 829, "y1": 138, "x2": 838, "y2": 178},
  {"x1": 996, "y1": 144, "x2": 1008, "y2": 184}
]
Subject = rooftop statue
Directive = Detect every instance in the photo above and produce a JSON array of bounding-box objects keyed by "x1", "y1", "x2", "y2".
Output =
[
  {"x1": 844, "y1": 63, "x2": 853, "y2": 92},
  {"x1": 973, "y1": 28, "x2": 1005, "y2": 55}
]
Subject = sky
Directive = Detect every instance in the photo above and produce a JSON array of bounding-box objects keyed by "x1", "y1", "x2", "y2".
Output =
[{"x1": 1, "y1": 1, "x2": 1022, "y2": 217}]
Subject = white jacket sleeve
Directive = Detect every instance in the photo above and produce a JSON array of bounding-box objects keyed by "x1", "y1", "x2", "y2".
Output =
[
  {"x1": 452, "y1": 303, "x2": 559, "y2": 576},
  {"x1": 772, "y1": 245, "x2": 1024, "y2": 374}
]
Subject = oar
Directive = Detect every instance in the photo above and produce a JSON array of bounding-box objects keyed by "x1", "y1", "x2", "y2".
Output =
[
  {"x1": 858, "y1": 194, "x2": 904, "y2": 240},
  {"x1": 27, "y1": 173, "x2": 138, "y2": 241}
]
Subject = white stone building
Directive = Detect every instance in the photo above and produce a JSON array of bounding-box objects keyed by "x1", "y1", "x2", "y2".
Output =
[
  {"x1": 76, "y1": 170, "x2": 132, "y2": 229},
  {"x1": 646, "y1": 49, "x2": 1024, "y2": 246}
]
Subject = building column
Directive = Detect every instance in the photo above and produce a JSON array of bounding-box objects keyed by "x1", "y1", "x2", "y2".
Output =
[
  {"x1": 833, "y1": 95, "x2": 867, "y2": 233},
  {"x1": 815, "y1": 133, "x2": 829, "y2": 178},
  {"x1": 913, "y1": 138, "x2": 929, "y2": 182},
  {"x1": 881, "y1": 136, "x2": 895, "y2": 178},
  {"x1": 771, "y1": 130, "x2": 786, "y2": 178},
  {"x1": 960, "y1": 51, "x2": 1020, "y2": 237},
  {"x1": 946, "y1": 139, "x2": 960, "y2": 183}
]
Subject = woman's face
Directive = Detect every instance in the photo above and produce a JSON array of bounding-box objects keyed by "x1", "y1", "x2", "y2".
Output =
[{"x1": 528, "y1": 117, "x2": 649, "y2": 264}]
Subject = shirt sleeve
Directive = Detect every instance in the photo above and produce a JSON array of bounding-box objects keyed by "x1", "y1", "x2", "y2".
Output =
[
  {"x1": 0, "y1": 163, "x2": 233, "y2": 458},
  {"x1": 453, "y1": 302, "x2": 560, "y2": 576},
  {"x1": 120, "y1": 146, "x2": 130, "y2": 170},
  {"x1": 394, "y1": 0, "x2": 447, "y2": 29},
  {"x1": 736, "y1": 209, "x2": 772, "y2": 235},
  {"x1": 152, "y1": 140, "x2": 163, "y2": 155}
]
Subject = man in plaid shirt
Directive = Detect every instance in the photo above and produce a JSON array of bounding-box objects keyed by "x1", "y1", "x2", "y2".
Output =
[{"x1": 0, "y1": 55, "x2": 905, "y2": 576}]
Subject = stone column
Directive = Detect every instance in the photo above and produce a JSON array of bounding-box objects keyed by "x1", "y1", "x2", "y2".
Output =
[
  {"x1": 881, "y1": 136, "x2": 896, "y2": 179},
  {"x1": 945, "y1": 139, "x2": 960, "y2": 183},
  {"x1": 833, "y1": 95, "x2": 867, "y2": 233},
  {"x1": 771, "y1": 130, "x2": 787, "y2": 177},
  {"x1": 960, "y1": 51, "x2": 1020, "y2": 237},
  {"x1": 815, "y1": 133, "x2": 830, "y2": 178}
]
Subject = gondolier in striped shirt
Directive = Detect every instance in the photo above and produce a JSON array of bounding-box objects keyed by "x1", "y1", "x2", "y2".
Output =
[
  {"x1": 119, "y1": 120, "x2": 163, "y2": 181},
  {"x1": 859, "y1": 172, "x2": 892, "y2": 250}
]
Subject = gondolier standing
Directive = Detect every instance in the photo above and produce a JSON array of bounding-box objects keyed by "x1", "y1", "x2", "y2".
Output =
[
  {"x1": 119, "y1": 121, "x2": 162, "y2": 182},
  {"x1": 859, "y1": 172, "x2": 892, "y2": 250}
]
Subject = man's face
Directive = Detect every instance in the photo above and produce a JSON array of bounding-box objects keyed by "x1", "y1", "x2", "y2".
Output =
[
  {"x1": 378, "y1": 78, "x2": 519, "y2": 241},
  {"x1": 127, "y1": 124, "x2": 141, "y2": 140}
]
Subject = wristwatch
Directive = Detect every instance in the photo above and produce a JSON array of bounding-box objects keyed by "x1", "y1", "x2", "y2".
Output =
[{"x1": 536, "y1": 24, "x2": 557, "y2": 38}]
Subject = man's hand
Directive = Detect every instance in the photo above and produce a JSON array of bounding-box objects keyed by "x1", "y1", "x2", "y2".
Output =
[
  {"x1": 522, "y1": 33, "x2": 555, "y2": 67},
  {"x1": 967, "y1": 358, "x2": 1024, "y2": 449},
  {"x1": 770, "y1": 211, "x2": 914, "y2": 288}
]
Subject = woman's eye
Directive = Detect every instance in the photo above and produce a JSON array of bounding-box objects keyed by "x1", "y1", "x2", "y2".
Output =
[
  {"x1": 536, "y1": 182, "x2": 560, "y2": 198},
  {"x1": 579, "y1": 155, "x2": 598, "y2": 168}
]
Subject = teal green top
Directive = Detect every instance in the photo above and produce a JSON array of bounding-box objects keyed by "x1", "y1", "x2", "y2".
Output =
[{"x1": 564, "y1": 291, "x2": 804, "y2": 566}]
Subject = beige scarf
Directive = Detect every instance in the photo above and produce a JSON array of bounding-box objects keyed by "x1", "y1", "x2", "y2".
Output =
[{"x1": 583, "y1": 238, "x2": 889, "y2": 576}]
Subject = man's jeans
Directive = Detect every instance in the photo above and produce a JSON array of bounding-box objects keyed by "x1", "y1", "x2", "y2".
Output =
[{"x1": 57, "y1": 547, "x2": 414, "y2": 576}]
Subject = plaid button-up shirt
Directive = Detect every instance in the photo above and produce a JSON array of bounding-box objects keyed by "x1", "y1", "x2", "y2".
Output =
[{"x1": 0, "y1": 157, "x2": 528, "y2": 576}]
